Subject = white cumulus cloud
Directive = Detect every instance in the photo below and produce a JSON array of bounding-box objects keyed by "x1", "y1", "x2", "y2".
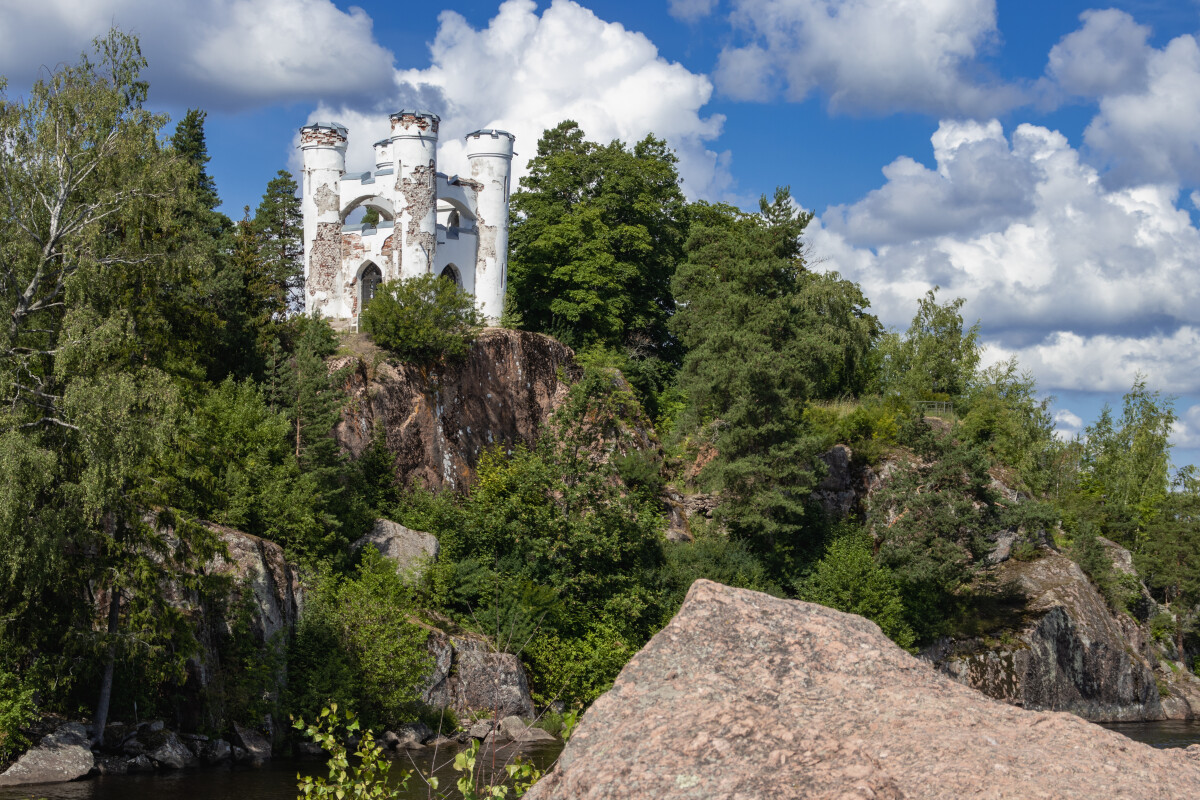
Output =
[
  {"x1": 309, "y1": 0, "x2": 731, "y2": 199},
  {"x1": 1171, "y1": 405, "x2": 1200, "y2": 449},
  {"x1": 1045, "y1": 9, "x2": 1151, "y2": 100},
  {"x1": 1042, "y1": 9, "x2": 1200, "y2": 188},
  {"x1": 0, "y1": 0, "x2": 396, "y2": 109},
  {"x1": 1053, "y1": 409, "x2": 1084, "y2": 441},
  {"x1": 714, "y1": 0, "x2": 1024, "y2": 115},
  {"x1": 808, "y1": 119, "x2": 1200, "y2": 395},
  {"x1": 668, "y1": 0, "x2": 721, "y2": 21},
  {"x1": 1084, "y1": 33, "x2": 1200, "y2": 187}
]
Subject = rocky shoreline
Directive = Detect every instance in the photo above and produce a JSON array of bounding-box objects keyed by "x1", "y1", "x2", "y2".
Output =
[{"x1": 0, "y1": 712, "x2": 561, "y2": 788}]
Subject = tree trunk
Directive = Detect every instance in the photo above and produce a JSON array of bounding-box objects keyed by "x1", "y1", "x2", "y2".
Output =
[
  {"x1": 1177, "y1": 604, "x2": 1185, "y2": 667},
  {"x1": 91, "y1": 587, "x2": 121, "y2": 747}
]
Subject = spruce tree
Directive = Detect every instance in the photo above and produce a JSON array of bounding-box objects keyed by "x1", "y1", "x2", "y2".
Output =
[
  {"x1": 671, "y1": 188, "x2": 878, "y2": 573},
  {"x1": 172, "y1": 109, "x2": 220, "y2": 211},
  {"x1": 253, "y1": 169, "x2": 304, "y2": 316}
]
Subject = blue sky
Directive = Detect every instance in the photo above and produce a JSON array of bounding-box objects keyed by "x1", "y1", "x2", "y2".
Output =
[{"x1": 3, "y1": 0, "x2": 1200, "y2": 464}]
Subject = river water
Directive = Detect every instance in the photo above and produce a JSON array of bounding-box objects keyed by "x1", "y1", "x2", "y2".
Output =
[
  {"x1": 0, "y1": 740, "x2": 565, "y2": 800},
  {"x1": 1100, "y1": 720, "x2": 1200, "y2": 749},
  {"x1": 2, "y1": 722, "x2": 1198, "y2": 800}
]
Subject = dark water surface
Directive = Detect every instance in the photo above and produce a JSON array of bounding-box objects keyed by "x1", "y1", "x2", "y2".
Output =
[
  {"x1": 1100, "y1": 720, "x2": 1200, "y2": 749},
  {"x1": 0, "y1": 740, "x2": 564, "y2": 800}
]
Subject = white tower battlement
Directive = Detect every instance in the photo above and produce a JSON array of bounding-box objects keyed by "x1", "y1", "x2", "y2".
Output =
[{"x1": 299, "y1": 114, "x2": 513, "y2": 327}]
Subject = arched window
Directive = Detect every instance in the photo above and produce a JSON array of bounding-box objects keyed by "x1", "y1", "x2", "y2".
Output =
[
  {"x1": 360, "y1": 262, "x2": 383, "y2": 310},
  {"x1": 439, "y1": 264, "x2": 461, "y2": 288}
]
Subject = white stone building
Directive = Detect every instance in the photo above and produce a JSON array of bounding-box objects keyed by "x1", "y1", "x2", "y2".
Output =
[{"x1": 299, "y1": 111, "x2": 514, "y2": 326}]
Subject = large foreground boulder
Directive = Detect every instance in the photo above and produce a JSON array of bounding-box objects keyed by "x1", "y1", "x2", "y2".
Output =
[
  {"x1": 0, "y1": 723, "x2": 93, "y2": 787},
  {"x1": 527, "y1": 580, "x2": 1200, "y2": 800}
]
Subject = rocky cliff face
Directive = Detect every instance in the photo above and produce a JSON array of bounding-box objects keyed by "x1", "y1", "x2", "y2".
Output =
[
  {"x1": 922, "y1": 550, "x2": 1165, "y2": 722},
  {"x1": 334, "y1": 328, "x2": 578, "y2": 491},
  {"x1": 178, "y1": 524, "x2": 303, "y2": 735},
  {"x1": 814, "y1": 444, "x2": 1200, "y2": 722},
  {"x1": 420, "y1": 628, "x2": 535, "y2": 720},
  {"x1": 527, "y1": 580, "x2": 1200, "y2": 800}
]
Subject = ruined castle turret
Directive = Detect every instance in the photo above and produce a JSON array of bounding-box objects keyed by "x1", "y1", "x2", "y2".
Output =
[{"x1": 299, "y1": 113, "x2": 513, "y2": 326}]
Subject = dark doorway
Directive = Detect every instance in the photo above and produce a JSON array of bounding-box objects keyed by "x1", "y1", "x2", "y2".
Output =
[
  {"x1": 360, "y1": 263, "x2": 383, "y2": 309},
  {"x1": 439, "y1": 265, "x2": 460, "y2": 288}
]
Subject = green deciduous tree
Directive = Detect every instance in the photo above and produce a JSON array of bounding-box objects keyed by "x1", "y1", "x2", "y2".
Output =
[
  {"x1": 801, "y1": 528, "x2": 915, "y2": 649},
  {"x1": 960, "y1": 358, "x2": 1056, "y2": 493},
  {"x1": 1075, "y1": 377, "x2": 1175, "y2": 551},
  {"x1": 877, "y1": 287, "x2": 980, "y2": 400},
  {"x1": 1138, "y1": 470, "x2": 1200, "y2": 656},
  {"x1": 288, "y1": 550, "x2": 430, "y2": 728},
  {"x1": 508, "y1": 121, "x2": 687, "y2": 374}
]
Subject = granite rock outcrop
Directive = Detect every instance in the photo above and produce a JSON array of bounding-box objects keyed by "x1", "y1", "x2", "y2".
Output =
[
  {"x1": 923, "y1": 549, "x2": 1164, "y2": 721},
  {"x1": 0, "y1": 723, "x2": 93, "y2": 787},
  {"x1": 334, "y1": 328, "x2": 578, "y2": 491},
  {"x1": 527, "y1": 580, "x2": 1200, "y2": 800},
  {"x1": 354, "y1": 518, "x2": 440, "y2": 582},
  {"x1": 421, "y1": 628, "x2": 536, "y2": 720}
]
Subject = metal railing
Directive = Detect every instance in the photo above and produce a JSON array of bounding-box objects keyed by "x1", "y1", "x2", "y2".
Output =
[{"x1": 914, "y1": 400, "x2": 954, "y2": 420}]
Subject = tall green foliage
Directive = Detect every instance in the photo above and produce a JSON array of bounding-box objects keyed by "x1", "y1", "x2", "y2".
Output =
[
  {"x1": 288, "y1": 549, "x2": 430, "y2": 728},
  {"x1": 0, "y1": 31, "x2": 231, "y2": 740},
  {"x1": 361, "y1": 275, "x2": 482, "y2": 364},
  {"x1": 877, "y1": 287, "x2": 980, "y2": 399},
  {"x1": 1136, "y1": 471, "x2": 1200, "y2": 653},
  {"x1": 509, "y1": 121, "x2": 687, "y2": 359},
  {"x1": 801, "y1": 529, "x2": 915, "y2": 649},
  {"x1": 867, "y1": 419, "x2": 996, "y2": 642},
  {"x1": 251, "y1": 169, "x2": 303, "y2": 317},
  {"x1": 1074, "y1": 378, "x2": 1175, "y2": 551},
  {"x1": 960, "y1": 358, "x2": 1056, "y2": 493},
  {"x1": 671, "y1": 189, "x2": 878, "y2": 570}
]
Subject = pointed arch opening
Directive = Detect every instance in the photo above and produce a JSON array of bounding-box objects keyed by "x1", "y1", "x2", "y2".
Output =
[
  {"x1": 359, "y1": 261, "x2": 383, "y2": 312},
  {"x1": 439, "y1": 263, "x2": 461, "y2": 288}
]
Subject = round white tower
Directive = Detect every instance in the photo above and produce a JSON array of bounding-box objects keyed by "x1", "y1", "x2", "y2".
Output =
[
  {"x1": 465, "y1": 129, "x2": 515, "y2": 324},
  {"x1": 373, "y1": 137, "x2": 392, "y2": 171},
  {"x1": 389, "y1": 110, "x2": 440, "y2": 280},
  {"x1": 299, "y1": 121, "x2": 348, "y2": 315}
]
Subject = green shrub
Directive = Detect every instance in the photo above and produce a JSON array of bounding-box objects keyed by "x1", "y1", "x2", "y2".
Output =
[
  {"x1": 1150, "y1": 612, "x2": 1175, "y2": 645},
  {"x1": 286, "y1": 549, "x2": 430, "y2": 729},
  {"x1": 0, "y1": 667, "x2": 36, "y2": 760},
  {"x1": 803, "y1": 395, "x2": 910, "y2": 464},
  {"x1": 1072, "y1": 526, "x2": 1125, "y2": 612},
  {"x1": 294, "y1": 705, "x2": 410, "y2": 799},
  {"x1": 413, "y1": 703, "x2": 459, "y2": 734},
  {"x1": 657, "y1": 534, "x2": 779, "y2": 619},
  {"x1": 800, "y1": 529, "x2": 916, "y2": 650},
  {"x1": 360, "y1": 275, "x2": 482, "y2": 364},
  {"x1": 523, "y1": 623, "x2": 634, "y2": 708},
  {"x1": 1010, "y1": 540, "x2": 1043, "y2": 562}
]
